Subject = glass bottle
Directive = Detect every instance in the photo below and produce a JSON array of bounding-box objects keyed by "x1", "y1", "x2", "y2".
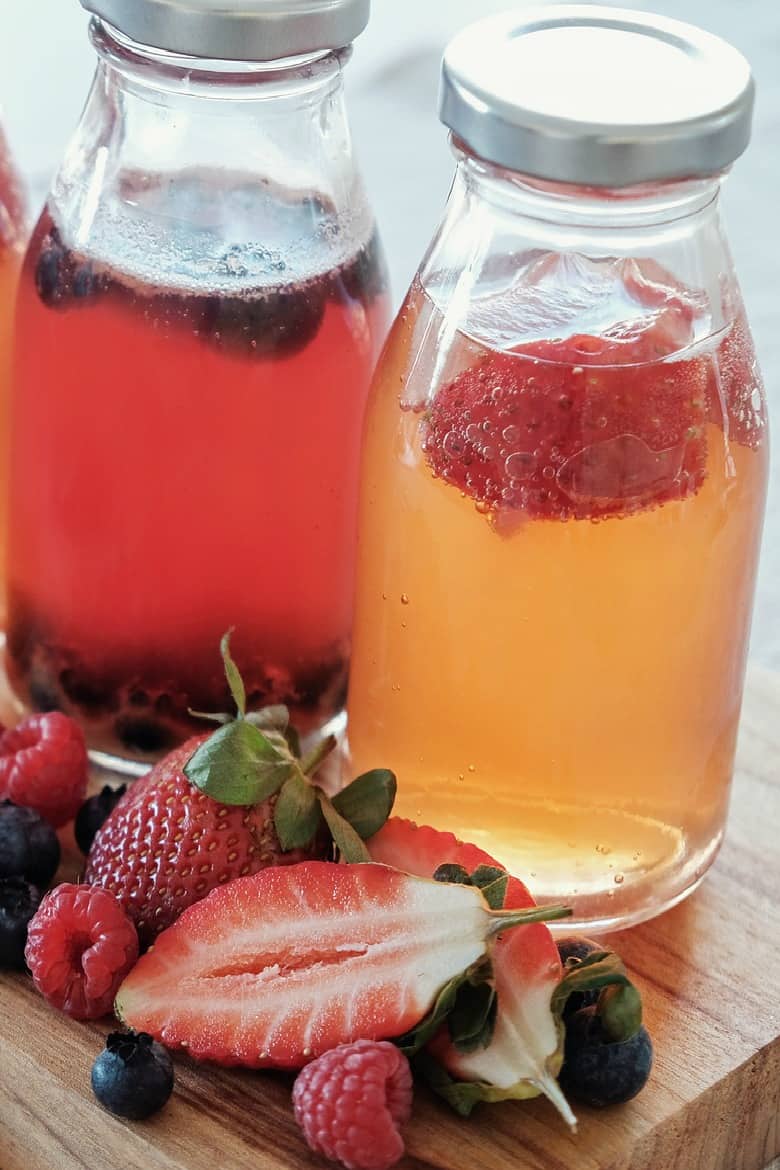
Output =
[
  {"x1": 347, "y1": 7, "x2": 768, "y2": 930},
  {"x1": 0, "y1": 122, "x2": 25, "y2": 636},
  {"x1": 7, "y1": 0, "x2": 390, "y2": 770}
]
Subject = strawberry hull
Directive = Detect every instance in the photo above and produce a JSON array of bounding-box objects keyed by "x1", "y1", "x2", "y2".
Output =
[{"x1": 116, "y1": 862, "x2": 505, "y2": 1069}]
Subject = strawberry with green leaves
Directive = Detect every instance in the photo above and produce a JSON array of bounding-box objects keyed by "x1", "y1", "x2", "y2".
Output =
[{"x1": 86, "y1": 634, "x2": 396, "y2": 944}]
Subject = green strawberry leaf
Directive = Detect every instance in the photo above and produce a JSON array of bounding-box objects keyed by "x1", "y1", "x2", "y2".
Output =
[
  {"x1": 274, "y1": 768, "x2": 323, "y2": 851},
  {"x1": 184, "y1": 719, "x2": 292, "y2": 806},
  {"x1": 433, "y1": 863, "x2": 472, "y2": 885},
  {"x1": 319, "y1": 795, "x2": 371, "y2": 863},
  {"x1": 331, "y1": 769, "x2": 397, "y2": 840},
  {"x1": 470, "y1": 865, "x2": 506, "y2": 889},
  {"x1": 220, "y1": 629, "x2": 246, "y2": 718},
  {"x1": 475, "y1": 874, "x2": 509, "y2": 910},
  {"x1": 284, "y1": 724, "x2": 302, "y2": 759},
  {"x1": 245, "y1": 705, "x2": 289, "y2": 733},
  {"x1": 448, "y1": 980, "x2": 497, "y2": 1054},
  {"x1": 395, "y1": 966, "x2": 474, "y2": 1056},
  {"x1": 598, "y1": 981, "x2": 643, "y2": 1042},
  {"x1": 551, "y1": 949, "x2": 640, "y2": 1040}
]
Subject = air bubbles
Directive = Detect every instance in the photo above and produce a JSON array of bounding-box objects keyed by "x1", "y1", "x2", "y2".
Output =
[
  {"x1": 542, "y1": 465, "x2": 556, "y2": 480},
  {"x1": 504, "y1": 451, "x2": 535, "y2": 480},
  {"x1": 502, "y1": 424, "x2": 521, "y2": 443},
  {"x1": 595, "y1": 843, "x2": 612, "y2": 856},
  {"x1": 400, "y1": 593, "x2": 409, "y2": 605},
  {"x1": 468, "y1": 764, "x2": 476, "y2": 773},
  {"x1": 614, "y1": 873, "x2": 625, "y2": 885}
]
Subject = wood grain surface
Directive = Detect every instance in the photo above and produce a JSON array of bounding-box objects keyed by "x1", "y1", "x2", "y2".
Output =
[{"x1": 1, "y1": 666, "x2": 778, "y2": 1170}]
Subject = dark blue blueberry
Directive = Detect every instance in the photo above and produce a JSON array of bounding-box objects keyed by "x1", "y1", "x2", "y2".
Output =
[
  {"x1": 0, "y1": 877, "x2": 42, "y2": 969},
  {"x1": 557, "y1": 935, "x2": 605, "y2": 1015},
  {"x1": 35, "y1": 237, "x2": 67, "y2": 306},
  {"x1": 74, "y1": 786, "x2": 127, "y2": 856},
  {"x1": 560, "y1": 1005, "x2": 653, "y2": 1107},
  {"x1": 91, "y1": 1031, "x2": 174, "y2": 1120},
  {"x1": 199, "y1": 280, "x2": 327, "y2": 359},
  {"x1": 0, "y1": 801, "x2": 61, "y2": 887}
]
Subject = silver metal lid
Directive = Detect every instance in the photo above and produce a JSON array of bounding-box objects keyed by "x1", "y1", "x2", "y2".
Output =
[
  {"x1": 80, "y1": 0, "x2": 370, "y2": 62},
  {"x1": 440, "y1": 5, "x2": 754, "y2": 187}
]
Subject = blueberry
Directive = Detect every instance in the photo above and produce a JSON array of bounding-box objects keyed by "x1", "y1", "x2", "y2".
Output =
[
  {"x1": 74, "y1": 786, "x2": 127, "y2": 856},
  {"x1": 91, "y1": 1031, "x2": 174, "y2": 1120},
  {"x1": 0, "y1": 877, "x2": 42, "y2": 969},
  {"x1": 559, "y1": 1005, "x2": 653, "y2": 1107},
  {"x1": 199, "y1": 281, "x2": 327, "y2": 359},
  {"x1": 0, "y1": 801, "x2": 61, "y2": 887},
  {"x1": 556, "y1": 935, "x2": 605, "y2": 1015}
]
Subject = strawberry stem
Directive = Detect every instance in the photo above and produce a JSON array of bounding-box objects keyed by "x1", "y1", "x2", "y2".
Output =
[
  {"x1": 486, "y1": 904, "x2": 572, "y2": 936},
  {"x1": 300, "y1": 735, "x2": 338, "y2": 777}
]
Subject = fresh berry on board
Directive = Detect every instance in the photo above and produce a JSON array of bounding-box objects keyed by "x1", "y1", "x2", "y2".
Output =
[
  {"x1": 0, "y1": 876, "x2": 42, "y2": 969},
  {"x1": 25, "y1": 883, "x2": 139, "y2": 1019},
  {"x1": 0, "y1": 800, "x2": 61, "y2": 886},
  {"x1": 0, "y1": 713, "x2": 88, "y2": 827},
  {"x1": 115, "y1": 861, "x2": 567, "y2": 1068},
  {"x1": 91, "y1": 1030, "x2": 174, "y2": 1120},
  {"x1": 293, "y1": 1039, "x2": 413, "y2": 1170},
  {"x1": 74, "y1": 785, "x2": 127, "y2": 856},
  {"x1": 86, "y1": 634, "x2": 397, "y2": 944},
  {"x1": 560, "y1": 1005, "x2": 653, "y2": 1107},
  {"x1": 85, "y1": 735, "x2": 321, "y2": 944}
]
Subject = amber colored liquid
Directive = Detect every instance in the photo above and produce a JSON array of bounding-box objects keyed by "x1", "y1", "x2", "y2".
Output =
[
  {"x1": 347, "y1": 287, "x2": 768, "y2": 929},
  {"x1": 8, "y1": 207, "x2": 389, "y2": 762}
]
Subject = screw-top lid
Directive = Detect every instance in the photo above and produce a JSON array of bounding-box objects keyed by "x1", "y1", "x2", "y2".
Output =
[
  {"x1": 440, "y1": 5, "x2": 754, "y2": 187},
  {"x1": 80, "y1": 0, "x2": 370, "y2": 62}
]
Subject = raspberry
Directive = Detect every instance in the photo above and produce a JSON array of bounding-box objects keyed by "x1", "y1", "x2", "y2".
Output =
[
  {"x1": 0, "y1": 713, "x2": 89, "y2": 827},
  {"x1": 25, "y1": 883, "x2": 139, "y2": 1019},
  {"x1": 292, "y1": 1040, "x2": 413, "y2": 1170}
]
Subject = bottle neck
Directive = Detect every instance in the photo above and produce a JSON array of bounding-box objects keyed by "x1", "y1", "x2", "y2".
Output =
[
  {"x1": 90, "y1": 18, "x2": 350, "y2": 101},
  {"x1": 49, "y1": 19, "x2": 366, "y2": 261},
  {"x1": 418, "y1": 145, "x2": 739, "y2": 355},
  {"x1": 454, "y1": 148, "x2": 723, "y2": 240}
]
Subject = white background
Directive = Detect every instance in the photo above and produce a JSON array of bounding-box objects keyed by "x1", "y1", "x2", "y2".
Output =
[{"x1": 0, "y1": 0, "x2": 777, "y2": 665}]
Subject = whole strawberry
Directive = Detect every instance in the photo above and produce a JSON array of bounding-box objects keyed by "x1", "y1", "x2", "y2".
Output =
[
  {"x1": 85, "y1": 633, "x2": 398, "y2": 946},
  {"x1": 85, "y1": 735, "x2": 320, "y2": 945}
]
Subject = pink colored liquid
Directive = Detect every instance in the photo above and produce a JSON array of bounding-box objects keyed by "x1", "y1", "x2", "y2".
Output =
[{"x1": 7, "y1": 196, "x2": 389, "y2": 760}]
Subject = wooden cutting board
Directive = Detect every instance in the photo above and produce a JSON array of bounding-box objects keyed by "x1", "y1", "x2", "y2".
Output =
[{"x1": 1, "y1": 666, "x2": 778, "y2": 1170}]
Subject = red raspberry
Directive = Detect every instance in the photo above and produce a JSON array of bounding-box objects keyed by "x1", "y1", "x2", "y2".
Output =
[
  {"x1": 292, "y1": 1040, "x2": 413, "y2": 1170},
  {"x1": 0, "y1": 713, "x2": 89, "y2": 827},
  {"x1": 25, "y1": 883, "x2": 139, "y2": 1019}
]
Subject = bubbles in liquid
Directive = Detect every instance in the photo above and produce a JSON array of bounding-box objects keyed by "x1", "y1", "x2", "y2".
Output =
[
  {"x1": 595, "y1": 843, "x2": 612, "y2": 856},
  {"x1": 400, "y1": 594, "x2": 410, "y2": 605},
  {"x1": 468, "y1": 764, "x2": 476, "y2": 773},
  {"x1": 614, "y1": 873, "x2": 625, "y2": 885}
]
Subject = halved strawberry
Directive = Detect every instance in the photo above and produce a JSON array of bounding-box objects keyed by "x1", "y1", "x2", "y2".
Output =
[
  {"x1": 115, "y1": 861, "x2": 564, "y2": 1069},
  {"x1": 367, "y1": 820, "x2": 572, "y2": 1125}
]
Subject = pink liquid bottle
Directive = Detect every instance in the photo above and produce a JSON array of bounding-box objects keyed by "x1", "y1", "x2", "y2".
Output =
[{"x1": 7, "y1": 0, "x2": 390, "y2": 771}]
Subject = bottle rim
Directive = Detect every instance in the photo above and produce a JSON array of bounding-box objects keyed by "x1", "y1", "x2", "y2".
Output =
[{"x1": 79, "y1": 0, "x2": 370, "y2": 63}]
